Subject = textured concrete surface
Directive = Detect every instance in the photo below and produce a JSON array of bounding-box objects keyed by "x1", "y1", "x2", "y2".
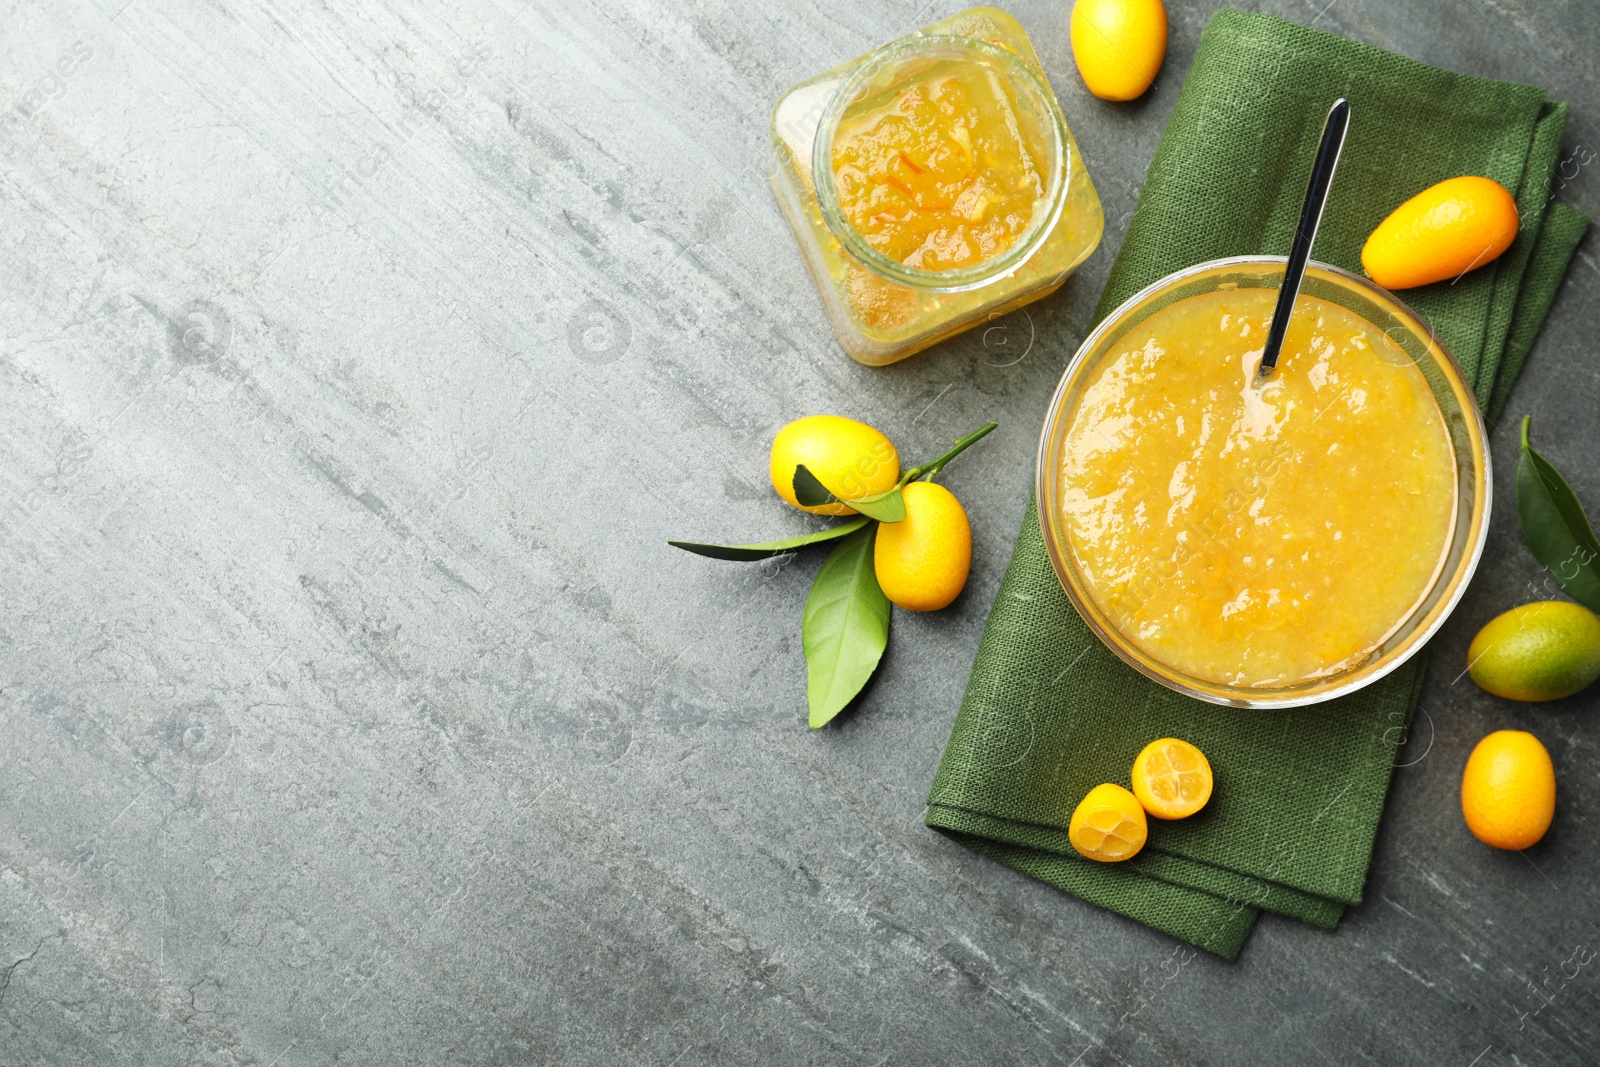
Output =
[{"x1": 2, "y1": 0, "x2": 1598, "y2": 1064}]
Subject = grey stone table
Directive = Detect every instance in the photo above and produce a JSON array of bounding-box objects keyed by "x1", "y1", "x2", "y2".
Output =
[{"x1": 2, "y1": 0, "x2": 1597, "y2": 1063}]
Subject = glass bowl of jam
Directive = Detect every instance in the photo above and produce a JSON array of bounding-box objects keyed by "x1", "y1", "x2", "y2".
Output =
[{"x1": 1036, "y1": 256, "x2": 1492, "y2": 708}]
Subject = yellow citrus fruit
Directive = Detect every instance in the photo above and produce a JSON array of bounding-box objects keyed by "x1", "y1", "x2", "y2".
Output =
[
  {"x1": 1467, "y1": 601, "x2": 1600, "y2": 702},
  {"x1": 872, "y1": 481, "x2": 972, "y2": 611},
  {"x1": 1070, "y1": 0, "x2": 1168, "y2": 102},
  {"x1": 1130, "y1": 737, "x2": 1213, "y2": 820},
  {"x1": 769, "y1": 415, "x2": 899, "y2": 516},
  {"x1": 1069, "y1": 783, "x2": 1148, "y2": 862},
  {"x1": 1361, "y1": 176, "x2": 1519, "y2": 290},
  {"x1": 1460, "y1": 730, "x2": 1555, "y2": 850}
]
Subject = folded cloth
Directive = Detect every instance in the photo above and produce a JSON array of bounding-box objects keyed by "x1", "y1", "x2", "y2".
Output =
[{"x1": 926, "y1": 8, "x2": 1589, "y2": 960}]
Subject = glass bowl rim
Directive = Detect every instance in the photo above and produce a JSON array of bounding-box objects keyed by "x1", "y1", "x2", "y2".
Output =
[
  {"x1": 1033, "y1": 254, "x2": 1492, "y2": 708},
  {"x1": 810, "y1": 33, "x2": 1070, "y2": 294}
]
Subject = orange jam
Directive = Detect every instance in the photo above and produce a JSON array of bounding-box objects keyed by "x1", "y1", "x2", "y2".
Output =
[
  {"x1": 1057, "y1": 288, "x2": 1458, "y2": 688},
  {"x1": 830, "y1": 62, "x2": 1048, "y2": 271}
]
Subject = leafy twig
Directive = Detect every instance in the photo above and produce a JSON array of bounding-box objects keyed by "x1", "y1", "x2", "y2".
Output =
[{"x1": 902, "y1": 422, "x2": 998, "y2": 483}]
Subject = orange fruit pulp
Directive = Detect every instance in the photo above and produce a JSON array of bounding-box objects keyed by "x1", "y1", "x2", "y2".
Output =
[
  {"x1": 1068, "y1": 783, "x2": 1148, "y2": 862},
  {"x1": 1130, "y1": 737, "x2": 1214, "y2": 820}
]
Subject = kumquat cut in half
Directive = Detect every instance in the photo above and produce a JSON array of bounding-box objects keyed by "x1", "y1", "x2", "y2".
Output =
[
  {"x1": 1068, "y1": 783, "x2": 1148, "y2": 862},
  {"x1": 1130, "y1": 737, "x2": 1214, "y2": 820}
]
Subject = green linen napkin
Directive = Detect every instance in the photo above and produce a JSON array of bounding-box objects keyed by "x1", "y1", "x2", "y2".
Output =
[{"x1": 926, "y1": 9, "x2": 1589, "y2": 960}]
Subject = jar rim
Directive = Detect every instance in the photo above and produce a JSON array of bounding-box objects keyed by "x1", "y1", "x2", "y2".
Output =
[{"x1": 810, "y1": 34, "x2": 1069, "y2": 294}]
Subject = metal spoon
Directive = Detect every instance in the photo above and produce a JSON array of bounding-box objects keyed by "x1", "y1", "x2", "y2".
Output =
[{"x1": 1259, "y1": 98, "x2": 1352, "y2": 377}]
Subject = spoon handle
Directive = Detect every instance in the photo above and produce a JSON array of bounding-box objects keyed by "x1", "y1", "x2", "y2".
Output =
[{"x1": 1260, "y1": 98, "x2": 1352, "y2": 375}]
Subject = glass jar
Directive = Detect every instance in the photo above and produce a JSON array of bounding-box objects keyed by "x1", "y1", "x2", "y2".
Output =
[
  {"x1": 1036, "y1": 257, "x2": 1491, "y2": 708},
  {"x1": 770, "y1": 7, "x2": 1103, "y2": 366}
]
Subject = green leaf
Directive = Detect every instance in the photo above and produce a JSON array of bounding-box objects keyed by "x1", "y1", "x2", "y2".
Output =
[
  {"x1": 668, "y1": 517, "x2": 870, "y2": 561},
  {"x1": 791, "y1": 463, "x2": 833, "y2": 508},
  {"x1": 792, "y1": 464, "x2": 906, "y2": 522},
  {"x1": 835, "y1": 486, "x2": 906, "y2": 523},
  {"x1": 1516, "y1": 416, "x2": 1600, "y2": 613},
  {"x1": 802, "y1": 524, "x2": 890, "y2": 728}
]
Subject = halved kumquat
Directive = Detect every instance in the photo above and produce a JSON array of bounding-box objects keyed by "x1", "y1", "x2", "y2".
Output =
[
  {"x1": 1130, "y1": 737, "x2": 1214, "y2": 820},
  {"x1": 1068, "y1": 783, "x2": 1148, "y2": 862}
]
